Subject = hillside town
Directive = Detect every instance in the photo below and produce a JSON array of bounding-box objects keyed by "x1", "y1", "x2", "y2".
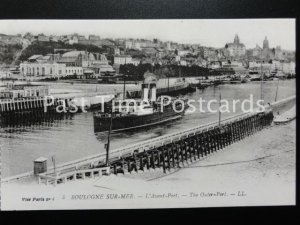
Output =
[{"x1": 0, "y1": 32, "x2": 296, "y2": 81}]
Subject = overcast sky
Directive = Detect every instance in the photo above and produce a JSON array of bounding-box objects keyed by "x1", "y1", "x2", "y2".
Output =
[{"x1": 0, "y1": 19, "x2": 295, "y2": 50}]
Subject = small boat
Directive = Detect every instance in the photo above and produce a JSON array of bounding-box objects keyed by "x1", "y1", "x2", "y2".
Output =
[{"x1": 273, "y1": 106, "x2": 296, "y2": 125}]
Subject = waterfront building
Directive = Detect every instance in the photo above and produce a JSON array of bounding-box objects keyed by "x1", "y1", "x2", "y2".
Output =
[
  {"x1": 282, "y1": 61, "x2": 295, "y2": 74},
  {"x1": 248, "y1": 60, "x2": 272, "y2": 74},
  {"x1": 65, "y1": 66, "x2": 83, "y2": 76},
  {"x1": 224, "y1": 34, "x2": 246, "y2": 58},
  {"x1": 82, "y1": 53, "x2": 116, "y2": 77},
  {"x1": 20, "y1": 62, "x2": 66, "y2": 77}
]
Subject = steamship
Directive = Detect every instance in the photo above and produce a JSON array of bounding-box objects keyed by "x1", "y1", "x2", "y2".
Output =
[{"x1": 93, "y1": 82, "x2": 189, "y2": 133}]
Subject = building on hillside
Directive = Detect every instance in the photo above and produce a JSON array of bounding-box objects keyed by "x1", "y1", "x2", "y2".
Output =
[
  {"x1": 37, "y1": 34, "x2": 50, "y2": 42},
  {"x1": 67, "y1": 35, "x2": 79, "y2": 45},
  {"x1": 202, "y1": 47, "x2": 217, "y2": 59},
  {"x1": 49, "y1": 35, "x2": 59, "y2": 42},
  {"x1": 27, "y1": 55, "x2": 44, "y2": 63},
  {"x1": 208, "y1": 61, "x2": 221, "y2": 69},
  {"x1": 125, "y1": 41, "x2": 133, "y2": 49},
  {"x1": 89, "y1": 35, "x2": 100, "y2": 41},
  {"x1": 224, "y1": 34, "x2": 246, "y2": 58},
  {"x1": 26, "y1": 54, "x2": 61, "y2": 63},
  {"x1": 113, "y1": 48, "x2": 120, "y2": 55},
  {"x1": 58, "y1": 51, "x2": 96, "y2": 67},
  {"x1": 0, "y1": 34, "x2": 23, "y2": 45},
  {"x1": 0, "y1": 41, "x2": 8, "y2": 53},
  {"x1": 113, "y1": 55, "x2": 133, "y2": 65},
  {"x1": 252, "y1": 44, "x2": 263, "y2": 58}
]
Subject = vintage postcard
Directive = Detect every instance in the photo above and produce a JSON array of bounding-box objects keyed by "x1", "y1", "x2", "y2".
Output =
[{"x1": 0, "y1": 19, "x2": 296, "y2": 210}]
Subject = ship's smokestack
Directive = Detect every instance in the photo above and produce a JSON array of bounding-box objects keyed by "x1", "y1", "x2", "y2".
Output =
[
  {"x1": 149, "y1": 83, "x2": 156, "y2": 102},
  {"x1": 142, "y1": 83, "x2": 149, "y2": 102}
]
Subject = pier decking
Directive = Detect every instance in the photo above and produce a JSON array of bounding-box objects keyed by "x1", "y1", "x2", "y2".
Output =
[{"x1": 1, "y1": 95, "x2": 295, "y2": 185}]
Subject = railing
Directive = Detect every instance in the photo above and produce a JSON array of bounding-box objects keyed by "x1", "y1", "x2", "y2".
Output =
[{"x1": 38, "y1": 167, "x2": 110, "y2": 186}]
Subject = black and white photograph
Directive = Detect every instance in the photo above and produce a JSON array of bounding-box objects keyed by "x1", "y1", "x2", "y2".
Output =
[{"x1": 0, "y1": 19, "x2": 296, "y2": 210}]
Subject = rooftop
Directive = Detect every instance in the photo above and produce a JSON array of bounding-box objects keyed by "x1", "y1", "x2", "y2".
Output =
[{"x1": 61, "y1": 51, "x2": 86, "y2": 58}]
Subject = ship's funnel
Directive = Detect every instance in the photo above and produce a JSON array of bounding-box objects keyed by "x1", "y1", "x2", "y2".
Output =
[
  {"x1": 142, "y1": 83, "x2": 149, "y2": 102},
  {"x1": 149, "y1": 83, "x2": 157, "y2": 102}
]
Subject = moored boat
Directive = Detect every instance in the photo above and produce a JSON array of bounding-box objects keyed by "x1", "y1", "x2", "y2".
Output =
[{"x1": 93, "y1": 82, "x2": 189, "y2": 133}]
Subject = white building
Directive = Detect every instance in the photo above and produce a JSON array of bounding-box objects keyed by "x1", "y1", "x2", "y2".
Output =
[
  {"x1": 65, "y1": 67, "x2": 83, "y2": 76},
  {"x1": 225, "y1": 34, "x2": 246, "y2": 58},
  {"x1": 282, "y1": 62, "x2": 295, "y2": 74},
  {"x1": 125, "y1": 41, "x2": 133, "y2": 49},
  {"x1": 114, "y1": 55, "x2": 133, "y2": 65},
  {"x1": 20, "y1": 63, "x2": 66, "y2": 77}
]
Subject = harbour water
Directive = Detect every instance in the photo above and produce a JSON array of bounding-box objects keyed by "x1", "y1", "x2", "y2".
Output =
[{"x1": 0, "y1": 79, "x2": 295, "y2": 177}]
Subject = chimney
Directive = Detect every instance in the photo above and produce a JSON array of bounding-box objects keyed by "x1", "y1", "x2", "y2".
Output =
[
  {"x1": 149, "y1": 83, "x2": 157, "y2": 102},
  {"x1": 141, "y1": 83, "x2": 149, "y2": 102}
]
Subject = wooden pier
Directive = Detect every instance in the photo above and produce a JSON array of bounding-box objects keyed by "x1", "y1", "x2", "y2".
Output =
[
  {"x1": 0, "y1": 97, "x2": 68, "y2": 114},
  {"x1": 1, "y1": 95, "x2": 295, "y2": 186}
]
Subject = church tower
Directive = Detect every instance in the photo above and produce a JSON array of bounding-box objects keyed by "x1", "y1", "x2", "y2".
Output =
[
  {"x1": 263, "y1": 36, "x2": 269, "y2": 49},
  {"x1": 234, "y1": 34, "x2": 240, "y2": 44}
]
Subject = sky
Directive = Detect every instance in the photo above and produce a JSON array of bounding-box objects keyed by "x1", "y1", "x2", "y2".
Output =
[{"x1": 0, "y1": 19, "x2": 296, "y2": 50}]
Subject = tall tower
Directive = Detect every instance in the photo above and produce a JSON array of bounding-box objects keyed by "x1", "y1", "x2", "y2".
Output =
[
  {"x1": 263, "y1": 36, "x2": 269, "y2": 49},
  {"x1": 234, "y1": 34, "x2": 240, "y2": 44}
]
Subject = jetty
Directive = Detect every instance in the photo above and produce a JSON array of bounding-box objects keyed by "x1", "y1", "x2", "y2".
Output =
[{"x1": 1, "y1": 95, "x2": 295, "y2": 186}]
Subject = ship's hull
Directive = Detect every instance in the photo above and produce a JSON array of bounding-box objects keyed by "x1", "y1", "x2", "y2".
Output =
[{"x1": 94, "y1": 106, "x2": 187, "y2": 133}]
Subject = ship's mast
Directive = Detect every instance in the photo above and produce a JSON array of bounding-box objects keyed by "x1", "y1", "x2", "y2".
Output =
[
  {"x1": 274, "y1": 78, "x2": 280, "y2": 102},
  {"x1": 105, "y1": 113, "x2": 113, "y2": 166},
  {"x1": 167, "y1": 75, "x2": 170, "y2": 93},
  {"x1": 123, "y1": 74, "x2": 126, "y2": 100},
  {"x1": 260, "y1": 61, "x2": 264, "y2": 102},
  {"x1": 52, "y1": 156, "x2": 56, "y2": 176}
]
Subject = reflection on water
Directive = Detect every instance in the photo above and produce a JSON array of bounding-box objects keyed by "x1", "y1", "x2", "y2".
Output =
[{"x1": 0, "y1": 79, "x2": 295, "y2": 177}]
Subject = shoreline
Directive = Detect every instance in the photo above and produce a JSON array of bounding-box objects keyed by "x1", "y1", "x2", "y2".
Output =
[{"x1": 1, "y1": 118, "x2": 295, "y2": 209}]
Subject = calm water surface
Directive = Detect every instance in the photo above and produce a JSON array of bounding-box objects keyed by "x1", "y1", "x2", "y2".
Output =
[{"x1": 0, "y1": 79, "x2": 295, "y2": 177}]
